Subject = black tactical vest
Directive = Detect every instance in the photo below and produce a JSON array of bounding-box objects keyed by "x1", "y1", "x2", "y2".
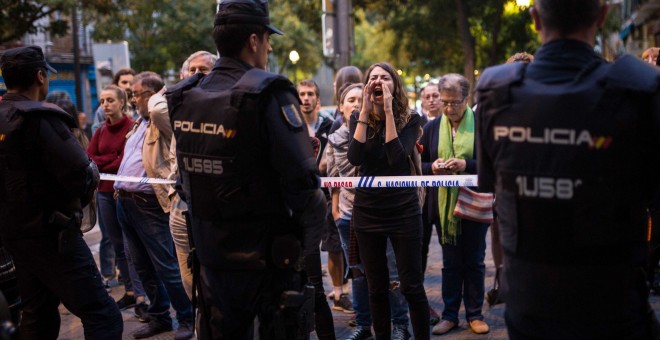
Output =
[
  {"x1": 476, "y1": 55, "x2": 660, "y2": 319},
  {"x1": 0, "y1": 99, "x2": 76, "y2": 239},
  {"x1": 169, "y1": 68, "x2": 299, "y2": 222}
]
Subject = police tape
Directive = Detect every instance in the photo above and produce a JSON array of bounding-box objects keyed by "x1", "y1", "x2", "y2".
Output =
[
  {"x1": 321, "y1": 175, "x2": 478, "y2": 188},
  {"x1": 100, "y1": 173, "x2": 176, "y2": 184},
  {"x1": 100, "y1": 173, "x2": 479, "y2": 188}
]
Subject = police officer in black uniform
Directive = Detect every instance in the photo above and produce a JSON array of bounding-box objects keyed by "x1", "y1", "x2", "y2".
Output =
[
  {"x1": 0, "y1": 46, "x2": 122, "y2": 339},
  {"x1": 476, "y1": 0, "x2": 660, "y2": 338},
  {"x1": 166, "y1": 1, "x2": 328, "y2": 339}
]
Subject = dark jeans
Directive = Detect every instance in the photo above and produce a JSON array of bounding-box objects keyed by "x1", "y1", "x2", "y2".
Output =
[
  {"x1": 438, "y1": 219, "x2": 488, "y2": 323},
  {"x1": 336, "y1": 218, "x2": 409, "y2": 327},
  {"x1": 197, "y1": 265, "x2": 308, "y2": 339},
  {"x1": 356, "y1": 214, "x2": 429, "y2": 340},
  {"x1": 117, "y1": 195, "x2": 192, "y2": 325},
  {"x1": 97, "y1": 198, "x2": 116, "y2": 278},
  {"x1": 6, "y1": 233, "x2": 123, "y2": 339},
  {"x1": 97, "y1": 192, "x2": 145, "y2": 297}
]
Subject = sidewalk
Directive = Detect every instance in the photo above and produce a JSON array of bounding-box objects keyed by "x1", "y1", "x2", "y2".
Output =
[{"x1": 58, "y1": 226, "x2": 660, "y2": 339}]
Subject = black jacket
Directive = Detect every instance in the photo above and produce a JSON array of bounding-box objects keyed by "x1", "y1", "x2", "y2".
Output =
[{"x1": 0, "y1": 93, "x2": 97, "y2": 240}]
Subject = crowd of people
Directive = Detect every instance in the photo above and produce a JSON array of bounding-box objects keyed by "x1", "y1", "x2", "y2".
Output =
[{"x1": 1, "y1": 0, "x2": 660, "y2": 339}]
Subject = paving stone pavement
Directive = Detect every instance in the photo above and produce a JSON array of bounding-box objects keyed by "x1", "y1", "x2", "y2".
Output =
[{"x1": 58, "y1": 225, "x2": 660, "y2": 339}]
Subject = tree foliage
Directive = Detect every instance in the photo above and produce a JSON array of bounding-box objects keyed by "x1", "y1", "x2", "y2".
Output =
[
  {"x1": 0, "y1": 0, "x2": 116, "y2": 45},
  {"x1": 269, "y1": 1, "x2": 323, "y2": 78},
  {"x1": 90, "y1": 0, "x2": 217, "y2": 75},
  {"x1": 352, "y1": 0, "x2": 539, "y2": 87},
  {"x1": 16, "y1": 0, "x2": 539, "y2": 85}
]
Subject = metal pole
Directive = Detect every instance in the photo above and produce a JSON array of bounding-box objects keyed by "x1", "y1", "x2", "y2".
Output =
[
  {"x1": 337, "y1": 0, "x2": 351, "y2": 67},
  {"x1": 72, "y1": 2, "x2": 83, "y2": 111}
]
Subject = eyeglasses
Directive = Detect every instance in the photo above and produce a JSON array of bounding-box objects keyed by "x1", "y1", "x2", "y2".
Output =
[
  {"x1": 132, "y1": 90, "x2": 153, "y2": 99},
  {"x1": 440, "y1": 99, "x2": 465, "y2": 108}
]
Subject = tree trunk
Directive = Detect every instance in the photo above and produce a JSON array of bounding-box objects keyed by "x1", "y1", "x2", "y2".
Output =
[
  {"x1": 454, "y1": 0, "x2": 475, "y2": 102},
  {"x1": 489, "y1": 0, "x2": 505, "y2": 67}
]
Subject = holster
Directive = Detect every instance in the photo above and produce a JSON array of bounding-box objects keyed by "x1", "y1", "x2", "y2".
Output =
[
  {"x1": 276, "y1": 284, "x2": 315, "y2": 340},
  {"x1": 49, "y1": 210, "x2": 82, "y2": 254}
]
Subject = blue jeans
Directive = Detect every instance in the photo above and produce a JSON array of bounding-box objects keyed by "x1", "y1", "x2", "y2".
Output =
[
  {"x1": 97, "y1": 193, "x2": 116, "y2": 278},
  {"x1": 97, "y1": 192, "x2": 145, "y2": 297},
  {"x1": 336, "y1": 218, "x2": 410, "y2": 328},
  {"x1": 438, "y1": 218, "x2": 488, "y2": 323},
  {"x1": 117, "y1": 195, "x2": 192, "y2": 324}
]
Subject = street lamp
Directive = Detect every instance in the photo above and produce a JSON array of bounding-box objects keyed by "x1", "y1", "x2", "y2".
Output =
[
  {"x1": 289, "y1": 50, "x2": 300, "y2": 84},
  {"x1": 516, "y1": 0, "x2": 531, "y2": 8}
]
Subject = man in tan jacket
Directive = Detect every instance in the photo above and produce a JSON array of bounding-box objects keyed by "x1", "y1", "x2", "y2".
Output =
[{"x1": 114, "y1": 72, "x2": 193, "y2": 340}]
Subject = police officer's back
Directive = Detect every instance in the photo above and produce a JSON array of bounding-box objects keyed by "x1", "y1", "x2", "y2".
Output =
[
  {"x1": 0, "y1": 46, "x2": 122, "y2": 339},
  {"x1": 166, "y1": 1, "x2": 326, "y2": 338},
  {"x1": 476, "y1": 1, "x2": 660, "y2": 338}
]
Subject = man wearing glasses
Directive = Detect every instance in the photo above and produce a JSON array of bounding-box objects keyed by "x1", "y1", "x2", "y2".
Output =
[
  {"x1": 0, "y1": 46, "x2": 122, "y2": 339},
  {"x1": 115, "y1": 73, "x2": 193, "y2": 339}
]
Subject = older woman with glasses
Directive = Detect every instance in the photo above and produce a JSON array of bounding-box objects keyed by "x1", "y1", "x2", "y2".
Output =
[
  {"x1": 348, "y1": 62, "x2": 429, "y2": 340},
  {"x1": 420, "y1": 73, "x2": 489, "y2": 335}
]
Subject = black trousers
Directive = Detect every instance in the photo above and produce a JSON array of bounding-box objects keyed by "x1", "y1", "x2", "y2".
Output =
[
  {"x1": 6, "y1": 233, "x2": 122, "y2": 340},
  {"x1": 421, "y1": 214, "x2": 435, "y2": 273},
  {"x1": 197, "y1": 264, "x2": 314, "y2": 340},
  {"x1": 506, "y1": 304, "x2": 659, "y2": 340},
  {"x1": 304, "y1": 243, "x2": 336, "y2": 340},
  {"x1": 649, "y1": 207, "x2": 660, "y2": 290},
  {"x1": 356, "y1": 214, "x2": 430, "y2": 340}
]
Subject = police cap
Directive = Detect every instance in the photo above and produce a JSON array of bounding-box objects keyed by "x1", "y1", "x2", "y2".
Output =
[
  {"x1": 214, "y1": 0, "x2": 284, "y2": 35},
  {"x1": 0, "y1": 46, "x2": 57, "y2": 74}
]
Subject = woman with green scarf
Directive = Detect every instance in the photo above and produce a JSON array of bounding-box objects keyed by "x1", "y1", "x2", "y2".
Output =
[{"x1": 420, "y1": 74, "x2": 490, "y2": 336}]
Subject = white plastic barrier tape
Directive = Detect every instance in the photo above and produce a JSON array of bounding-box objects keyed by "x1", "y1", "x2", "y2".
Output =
[
  {"x1": 320, "y1": 175, "x2": 478, "y2": 188},
  {"x1": 101, "y1": 173, "x2": 478, "y2": 188},
  {"x1": 100, "y1": 173, "x2": 176, "y2": 184}
]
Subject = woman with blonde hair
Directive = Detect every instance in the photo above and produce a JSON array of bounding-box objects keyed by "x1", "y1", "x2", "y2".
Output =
[{"x1": 348, "y1": 62, "x2": 429, "y2": 340}]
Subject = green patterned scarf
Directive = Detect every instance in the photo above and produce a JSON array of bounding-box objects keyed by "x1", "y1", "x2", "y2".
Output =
[{"x1": 437, "y1": 106, "x2": 475, "y2": 245}]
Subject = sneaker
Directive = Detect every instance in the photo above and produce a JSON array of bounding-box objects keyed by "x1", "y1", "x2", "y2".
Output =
[
  {"x1": 133, "y1": 320, "x2": 172, "y2": 339},
  {"x1": 102, "y1": 279, "x2": 112, "y2": 293},
  {"x1": 116, "y1": 294, "x2": 137, "y2": 310},
  {"x1": 429, "y1": 306, "x2": 440, "y2": 325},
  {"x1": 134, "y1": 302, "x2": 150, "y2": 323},
  {"x1": 347, "y1": 313, "x2": 357, "y2": 327},
  {"x1": 432, "y1": 320, "x2": 457, "y2": 335},
  {"x1": 174, "y1": 320, "x2": 194, "y2": 340},
  {"x1": 332, "y1": 293, "x2": 355, "y2": 314},
  {"x1": 392, "y1": 325, "x2": 410, "y2": 340},
  {"x1": 345, "y1": 326, "x2": 372, "y2": 340}
]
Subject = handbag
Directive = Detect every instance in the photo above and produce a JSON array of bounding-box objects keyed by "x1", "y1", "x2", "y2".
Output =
[
  {"x1": 408, "y1": 143, "x2": 426, "y2": 208},
  {"x1": 485, "y1": 266, "x2": 504, "y2": 307},
  {"x1": 453, "y1": 187, "x2": 494, "y2": 223},
  {"x1": 80, "y1": 190, "x2": 97, "y2": 234}
]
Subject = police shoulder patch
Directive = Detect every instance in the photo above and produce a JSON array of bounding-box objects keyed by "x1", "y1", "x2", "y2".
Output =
[{"x1": 281, "y1": 104, "x2": 303, "y2": 129}]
